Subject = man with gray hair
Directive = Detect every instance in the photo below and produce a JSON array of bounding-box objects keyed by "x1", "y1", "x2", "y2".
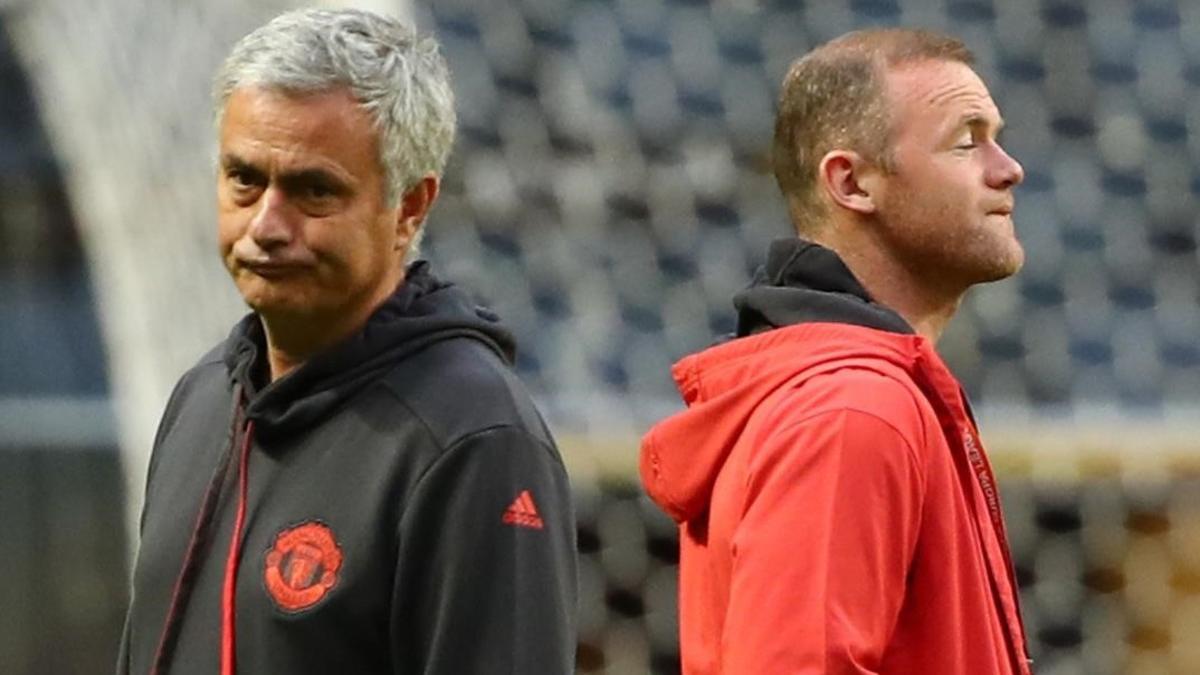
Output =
[{"x1": 117, "y1": 9, "x2": 577, "y2": 674}]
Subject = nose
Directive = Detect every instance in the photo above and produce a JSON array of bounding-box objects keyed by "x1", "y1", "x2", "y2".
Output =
[
  {"x1": 248, "y1": 187, "x2": 296, "y2": 251},
  {"x1": 988, "y1": 142, "x2": 1025, "y2": 190}
]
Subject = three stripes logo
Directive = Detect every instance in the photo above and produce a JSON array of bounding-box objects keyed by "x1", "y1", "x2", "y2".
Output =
[{"x1": 502, "y1": 490, "x2": 544, "y2": 530}]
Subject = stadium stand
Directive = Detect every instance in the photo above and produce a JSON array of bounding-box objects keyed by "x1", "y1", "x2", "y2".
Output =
[{"x1": 4, "y1": 1, "x2": 1200, "y2": 673}]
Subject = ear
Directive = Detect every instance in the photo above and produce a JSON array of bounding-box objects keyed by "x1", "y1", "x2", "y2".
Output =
[
  {"x1": 818, "y1": 150, "x2": 882, "y2": 216},
  {"x1": 393, "y1": 174, "x2": 440, "y2": 252}
]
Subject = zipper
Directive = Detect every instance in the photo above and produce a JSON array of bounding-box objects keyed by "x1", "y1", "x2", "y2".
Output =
[{"x1": 914, "y1": 361, "x2": 1033, "y2": 674}]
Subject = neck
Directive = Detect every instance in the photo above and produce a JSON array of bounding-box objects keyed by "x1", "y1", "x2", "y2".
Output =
[
  {"x1": 258, "y1": 311, "x2": 357, "y2": 382},
  {"x1": 812, "y1": 226, "x2": 964, "y2": 343}
]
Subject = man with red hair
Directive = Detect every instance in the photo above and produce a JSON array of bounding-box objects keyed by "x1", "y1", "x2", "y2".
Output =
[{"x1": 641, "y1": 28, "x2": 1032, "y2": 674}]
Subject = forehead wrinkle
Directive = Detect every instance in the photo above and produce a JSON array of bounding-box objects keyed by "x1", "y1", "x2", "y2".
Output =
[
  {"x1": 923, "y1": 80, "x2": 988, "y2": 110},
  {"x1": 888, "y1": 59, "x2": 991, "y2": 109},
  {"x1": 221, "y1": 86, "x2": 376, "y2": 176},
  {"x1": 922, "y1": 80, "x2": 1002, "y2": 134}
]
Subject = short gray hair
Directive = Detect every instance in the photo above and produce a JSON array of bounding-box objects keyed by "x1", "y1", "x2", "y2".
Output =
[{"x1": 214, "y1": 8, "x2": 456, "y2": 256}]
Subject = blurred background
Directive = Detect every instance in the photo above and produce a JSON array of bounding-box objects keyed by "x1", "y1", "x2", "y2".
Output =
[{"x1": 3, "y1": 0, "x2": 1200, "y2": 673}]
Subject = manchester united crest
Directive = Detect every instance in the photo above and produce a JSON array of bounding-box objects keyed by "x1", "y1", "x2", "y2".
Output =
[{"x1": 264, "y1": 521, "x2": 343, "y2": 612}]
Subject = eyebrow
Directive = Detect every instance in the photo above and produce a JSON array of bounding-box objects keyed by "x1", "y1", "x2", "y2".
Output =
[
  {"x1": 961, "y1": 113, "x2": 1005, "y2": 134},
  {"x1": 219, "y1": 153, "x2": 257, "y2": 172},
  {"x1": 219, "y1": 153, "x2": 354, "y2": 188},
  {"x1": 279, "y1": 169, "x2": 351, "y2": 195}
]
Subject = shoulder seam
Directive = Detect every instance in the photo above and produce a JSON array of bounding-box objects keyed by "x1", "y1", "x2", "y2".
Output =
[
  {"x1": 373, "y1": 343, "x2": 544, "y2": 454},
  {"x1": 765, "y1": 405, "x2": 928, "y2": 496},
  {"x1": 397, "y1": 423, "x2": 564, "y2": 527},
  {"x1": 788, "y1": 364, "x2": 930, "y2": 446},
  {"x1": 378, "y1": 380, "x2": 535, "y2": 455}
]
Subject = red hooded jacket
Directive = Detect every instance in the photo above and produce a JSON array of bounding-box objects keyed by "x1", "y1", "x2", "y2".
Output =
[{"x1": 640, "y1": 240, "x2": 1032, "y2": 675}]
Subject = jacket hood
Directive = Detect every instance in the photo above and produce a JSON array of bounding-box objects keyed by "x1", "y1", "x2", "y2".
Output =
[
  {"x1": 641, "y1": 238, "x2": 927, "y2": 523},
  {"x1": 734, "y1": 238, "x2": 913, "y2": 337},
  {"x1": 223, "y1": 261, "x2": 515, "y2": 440}
]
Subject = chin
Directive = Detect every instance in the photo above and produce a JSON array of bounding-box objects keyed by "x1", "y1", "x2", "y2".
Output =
[
  {"x1": 972, "y1": 241, "x2": 1025, "y2": 284},
  {"x1": 241, "y1": 294, "x2": 290, "y2": 316},
  {"x1": 237, "y1": 283, "x2": 309, "y2": 318}
]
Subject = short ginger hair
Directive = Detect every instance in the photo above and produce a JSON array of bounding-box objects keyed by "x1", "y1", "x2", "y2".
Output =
[{"x1": 771, "y1": 28, "x2": 975, "y2": 232}]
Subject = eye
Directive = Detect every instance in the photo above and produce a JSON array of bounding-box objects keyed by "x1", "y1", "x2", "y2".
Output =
[
  {"x1": 227, "y1": 168, "x2": 259, "y2": 189},
  {"x1": 305, "y1": 182, "x2": 336, "y2": 200}
]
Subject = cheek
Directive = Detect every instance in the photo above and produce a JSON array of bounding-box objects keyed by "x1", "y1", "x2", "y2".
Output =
[
  {"x1": 910, "y1": 166, "x2": 975, "y2": 215},
  {"x1": 304, "y1": 203, "x2": 398, "y2": 275},
  {"x1": 307, "y1": 219, "x2": 376, "y2": 270},
  {"x1": 882, "y1": 176, "x2": 963, "y2": 240},
  {"x1": 216, "y1": 214, "x2": 243, "y2": 257},
  {"x1": 359, "y1": 212, "x2": 399, "y2": 261}
]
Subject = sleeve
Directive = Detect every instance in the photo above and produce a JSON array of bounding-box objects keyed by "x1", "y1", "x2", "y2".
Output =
[
  {"x1": 137, "y1": 368, "x2": 199, "y2": 534},
  {"x1": 390, "y1": 425, "x2": 579, "y2": 674},
  {"x1": 115, "y1": 370, "x2": 196, "y2": 675},
  {"x1": 722, "y1": 404, "x2": 926, "y2": 674}
]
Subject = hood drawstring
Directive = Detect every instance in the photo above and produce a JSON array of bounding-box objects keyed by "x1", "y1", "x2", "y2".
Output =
[
  {"x1": 220, "y1": 419, "x2": 254, "y2": 675},
  {"x1": 149, "y1": 386, "x2": 247, "y2": 675}
]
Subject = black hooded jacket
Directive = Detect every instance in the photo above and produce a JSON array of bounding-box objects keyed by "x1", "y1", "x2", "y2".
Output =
[
  {"x1": 733, "y1": 237, "x2": 914, "y2": 337},
  {"x1": 117, "y1": 262, "x2": 578, "y2": 674}
]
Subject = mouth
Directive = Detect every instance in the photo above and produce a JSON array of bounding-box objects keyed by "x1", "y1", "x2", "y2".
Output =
[
  {"x1": 239, "y1": 260, "x2": 311, "y2": 279},
  {"x1": 987, "y1": 199, "x2": 1014, "y2": 217}
]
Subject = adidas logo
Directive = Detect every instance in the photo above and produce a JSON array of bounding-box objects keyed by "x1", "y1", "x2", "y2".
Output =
[{"x1": 502, "y1": 490, "x2": 544, "y2": 530}]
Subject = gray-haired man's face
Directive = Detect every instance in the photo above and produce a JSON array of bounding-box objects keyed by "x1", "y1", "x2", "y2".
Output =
[{"x1": 215, "y1": 86, "x2": 408, "y2": 325}]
